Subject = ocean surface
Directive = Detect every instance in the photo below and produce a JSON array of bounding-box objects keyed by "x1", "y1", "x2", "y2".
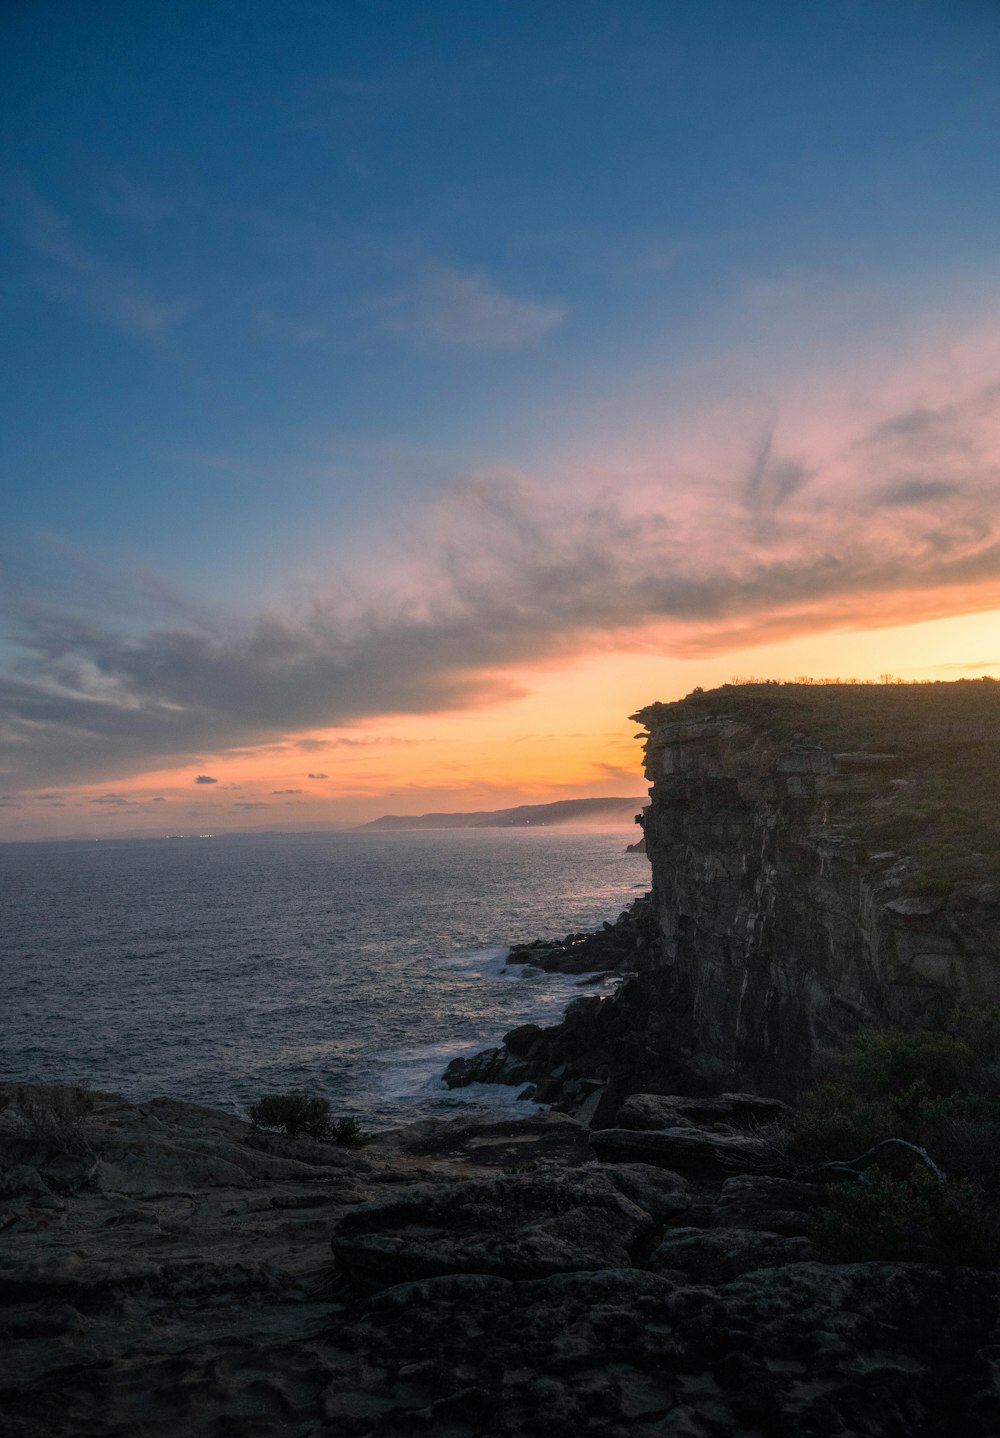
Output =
[{"x1": 0, "y1": 828, "x2": 649, "y2": 1128}]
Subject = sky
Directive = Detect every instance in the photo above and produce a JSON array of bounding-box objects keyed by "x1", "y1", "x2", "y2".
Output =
[{"x1": 3, "y1": 0, "x2": 1000, "y2": 840}]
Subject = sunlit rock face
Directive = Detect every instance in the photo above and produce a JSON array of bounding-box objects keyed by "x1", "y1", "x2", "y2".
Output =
[{"x1": 633, "y1": 685, "x2": 1000, "y2": 1094}]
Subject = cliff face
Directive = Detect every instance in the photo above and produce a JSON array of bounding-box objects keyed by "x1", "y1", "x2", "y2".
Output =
[{"x1": 634, "y1": 683, "x2": 1000, "y2": 1093}]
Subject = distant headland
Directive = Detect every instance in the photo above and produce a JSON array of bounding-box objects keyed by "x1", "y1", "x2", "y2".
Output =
[{"x1": 361, "y1": 796, "x2": 645, "y2": 830}]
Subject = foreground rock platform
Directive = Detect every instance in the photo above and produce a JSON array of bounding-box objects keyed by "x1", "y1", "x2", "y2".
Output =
[{"x1": 1, "y1": 1084, "x2": 998, "y2": 1436}]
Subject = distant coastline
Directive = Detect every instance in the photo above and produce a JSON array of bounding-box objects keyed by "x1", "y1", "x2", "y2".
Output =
[{"x1": 361, "y1": 796, "x2": 644, "y2": 830}]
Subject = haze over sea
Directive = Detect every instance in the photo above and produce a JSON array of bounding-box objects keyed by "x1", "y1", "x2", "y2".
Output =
[{"x1": 1, "y1": 828, "x2": 646, "y2": 1128}]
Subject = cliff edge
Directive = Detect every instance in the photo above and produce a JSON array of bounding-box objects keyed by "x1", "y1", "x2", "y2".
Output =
[
  {"x1": 633, "y1": 679, "x2": 1000, "y2": 1093},
  {"x1": 450, "y1": 679, "x2": 1000, "y2": 1110}
]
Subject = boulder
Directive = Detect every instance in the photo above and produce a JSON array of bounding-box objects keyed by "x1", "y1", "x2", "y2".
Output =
[
  {"x1": 649, "y1": 1226, "x2": 811, "y2": 1282},
  {"x1": 709, "y1": 1175, "x2": 823, "y2": 1237},
  {"x1": 331, "y1": 1169, "x2": 654, "y2": 1286},
  {"x1": 593, "y1": 1161, "x2": 690, "y2": 1221},
  {"x1": 590, "y1": 1126, "x2": 765, "y2": 1176},
  {"x1": 616, "y1": 1091, "x2": 791, "y2": 1132},
  {"x1": 502, "y1": 1022, "x2": 544, "y2": 1057}
]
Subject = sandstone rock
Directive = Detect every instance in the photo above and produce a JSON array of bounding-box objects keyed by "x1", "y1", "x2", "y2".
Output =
[
  {"x1": 616, "y1": 1091, "x2": 790, "y2": 1132},
  {"x1": 331, "y1": 1169, "x2": 654, "y2": 1285},
  {"x1": 616, "y1": 1094, "x2": 694, "y2": 1130},
  {"x1": 593, "y1": 1161, "x2": 690, "y2": 1220},
  {"x1": 629, "y1": 687, "x2": 1000, "y2": 1091},
  {"x1": 376, "y1": 1110, "x2": 594, "y2": 1169},
  {"x1": 709, "y1": 1175, "x2": 823, "y2": 1237},
  {"x1": 4, "y1": 1086, "x2": 999, "y2": 1437},
  {"x1": 590, "y1": 1126, "x2": 765, "y2": 1176},
  {"x1": 649, "y1": 1226, "x2": 811, "y2": 1281}
]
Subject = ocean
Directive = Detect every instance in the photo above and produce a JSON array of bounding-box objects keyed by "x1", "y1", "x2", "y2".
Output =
[{"x1": 0, "y1": 828, "x2": 649, "y2": 1128}]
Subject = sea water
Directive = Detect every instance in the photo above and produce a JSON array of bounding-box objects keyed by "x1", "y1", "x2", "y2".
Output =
[{"x1": 0, "y1": 828, "x2": 649, "y2": 1128}]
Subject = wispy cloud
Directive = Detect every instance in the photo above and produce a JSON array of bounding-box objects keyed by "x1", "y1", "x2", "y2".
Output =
[
  {"x1": 8, "y1": 187, "x2": 189, "y2": 339},
  {"x1": 382, "y1": 265, "x2": 565, "y2": 349},
  {"x1": 2, "y1": 314, "x2": 1000, "y2": 792}
]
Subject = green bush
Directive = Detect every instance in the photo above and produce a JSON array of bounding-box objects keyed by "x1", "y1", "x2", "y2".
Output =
[
  {"x1": 248, "y1": 1092, "x2": 331, "y2": 1139},
  {"x1": 848, "y1": 1030, "x2": 978, "y2": 1097},
  {"x1": 791, "y1": 1080, "x2": 1000, "y2": 1184},
  {"x1": 248, "y1": 1093, "x2": 370, "y2": 1146},
  {"x1": 947, "y1": 1005, "x2": 1000, "y2": 1068},
  {"x1": 328, "y1": 1117, "x2": 369, "y2": 1148},
  {"x1": 787, "y1": 1028, "x2": 1000, "y2": 1206},
  {"x1": 787, "y1": 1023, "x2": 1000, "y2": 1265},
  {"x1": 7, "y1": 1085, "x2": 95, "y2": 1154},
  {"x1": 812, "y1": 1169, "x2": 1000, "y2": 1267}
]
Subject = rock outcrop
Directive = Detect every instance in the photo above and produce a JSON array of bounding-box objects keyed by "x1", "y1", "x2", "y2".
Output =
[
  {"x1": 633, "y1": 681, "x2": 1000, "y2": 1091},
  {"x1": 3, "y1": 1083, "x2": 998, "y2": 1436},
  {"x1": 452, "y1": 681, "x2": 1000, "y2": 1107}
]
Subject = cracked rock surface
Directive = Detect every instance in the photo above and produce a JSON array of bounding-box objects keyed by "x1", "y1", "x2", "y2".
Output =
[{"x1": 1, "y1": 1085, "x2": 998, "y2": 1436}]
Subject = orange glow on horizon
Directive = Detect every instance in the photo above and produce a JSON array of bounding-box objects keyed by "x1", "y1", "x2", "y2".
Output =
[{"x1": 11, "y1": 604, "x2": 999, "y2": 841}]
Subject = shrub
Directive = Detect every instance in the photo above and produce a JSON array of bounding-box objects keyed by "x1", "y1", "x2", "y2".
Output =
[
  {"x1": 790, "y1": 1082, "x2": 895, "y2": 1162},
  {"x1": 947, "y1": 1005, "x2": 1000, "y2": 1069},
  {"x1": 848, "y1": 1030, "x2": 978, "y2": 1098},
  {"x1": 328, "y1": 1117, "x2": 369, "y2": 1148},
  {"x1": 7, "y1": 1085, "x2": 95, "y2": 1154},
  {"x1": 812, "y1": 1169, "x2": 1000, "y2": 1267},
  {"x1": 248, "y1": 1093, "x2": 370, "y2": 1146},
  {"x1": 248, "y1": 1092, "x2": 331, "y2": 1139}
]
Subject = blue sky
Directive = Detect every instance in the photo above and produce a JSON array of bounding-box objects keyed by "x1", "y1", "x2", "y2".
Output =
[{"x1": 4, "y1": 1, "x2": 1000, "y2": 834}]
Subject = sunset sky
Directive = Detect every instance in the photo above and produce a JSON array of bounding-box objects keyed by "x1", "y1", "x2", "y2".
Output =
[{"x1": 3, "y1": 0, "x2": 1000, "y2": 840}]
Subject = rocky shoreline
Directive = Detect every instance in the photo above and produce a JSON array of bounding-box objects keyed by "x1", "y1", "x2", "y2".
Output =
[
  {"x1": 442, "y1": 896, "x2": 660, "y2": 1124},
  {"x1": 3, "y1": 1068, "x2": 999, "y2": 1435}
]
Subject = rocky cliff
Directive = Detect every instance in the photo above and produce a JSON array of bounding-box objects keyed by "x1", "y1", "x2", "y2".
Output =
[
  {"x1": 451, "y1": 680, "x2": 1000, "y2": 1108},
  {"x1": 634, "y1": 681, "x2": 1000, "y2": 1094}
]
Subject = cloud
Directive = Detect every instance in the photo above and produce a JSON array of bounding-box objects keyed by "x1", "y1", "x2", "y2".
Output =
[
  {"x1": 927, "y1": 659, "x2": 1000, "y2": 671},
  {"x1": 233, "y1": 801, "x2": 269, "y2": 810},
  {"x1": 382, "y1": 265, "x2": 565, "y2": 349},
  {"x1": 9, "y1": 187, "x2": 189, "y2": 339},
  {"x1": 880, "y1": 479, "x2": 963, "y2": 506},
  {"x1": 271, "y1": 788, "x2": 302, "y2": 794},
  {"x1": 3, "y1": 319, "x2": 1000, "y2": 793},
  {"x1": 293, "y1": 736, "x2": 423, "y2": 751},
  {"x1": 90, "y1": 793, "x2": 135, "y2": 806},
  {"x1": 194, "y1": 775, "x2": 218, "y2": 784},
  {"x1": 307, "y1": 772, "x2": 328, "y2": 779}
]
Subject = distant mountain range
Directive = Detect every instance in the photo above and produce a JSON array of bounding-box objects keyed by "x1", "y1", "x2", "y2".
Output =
[{"x1": 361, "y1": 797, "x2": 645, "y2": 830}]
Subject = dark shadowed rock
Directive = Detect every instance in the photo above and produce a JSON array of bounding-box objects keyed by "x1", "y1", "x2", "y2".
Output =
[
  {"x1": 503, "y1": 1022, "x2": 545, "y2": 1057},
  {"x1": 593, "y1": 1162, "x2": 691, "y2": 1221},
  {"x1": 649, "y1": 1226, "x2": 811, "y2": 1282},
  {"x1": 331, "y1": 1169, "x2": 654, "y2": 1285},
  {"x1": 4, "y1": 1086, "x2": 1000, "y2": 1436},
  {"x1": 616, "y1": 1091, "x2": 791, "y2": 1132},
  {"x1": 709, "y1": 1175, "x2": 824, "y2": 1237},
  {"x1": 590, "y1": 1126, "x2": 764, "y2": 1175},
  {"x1": 375, "y1": 1110, "x2": 594, "y2": 1170}
]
